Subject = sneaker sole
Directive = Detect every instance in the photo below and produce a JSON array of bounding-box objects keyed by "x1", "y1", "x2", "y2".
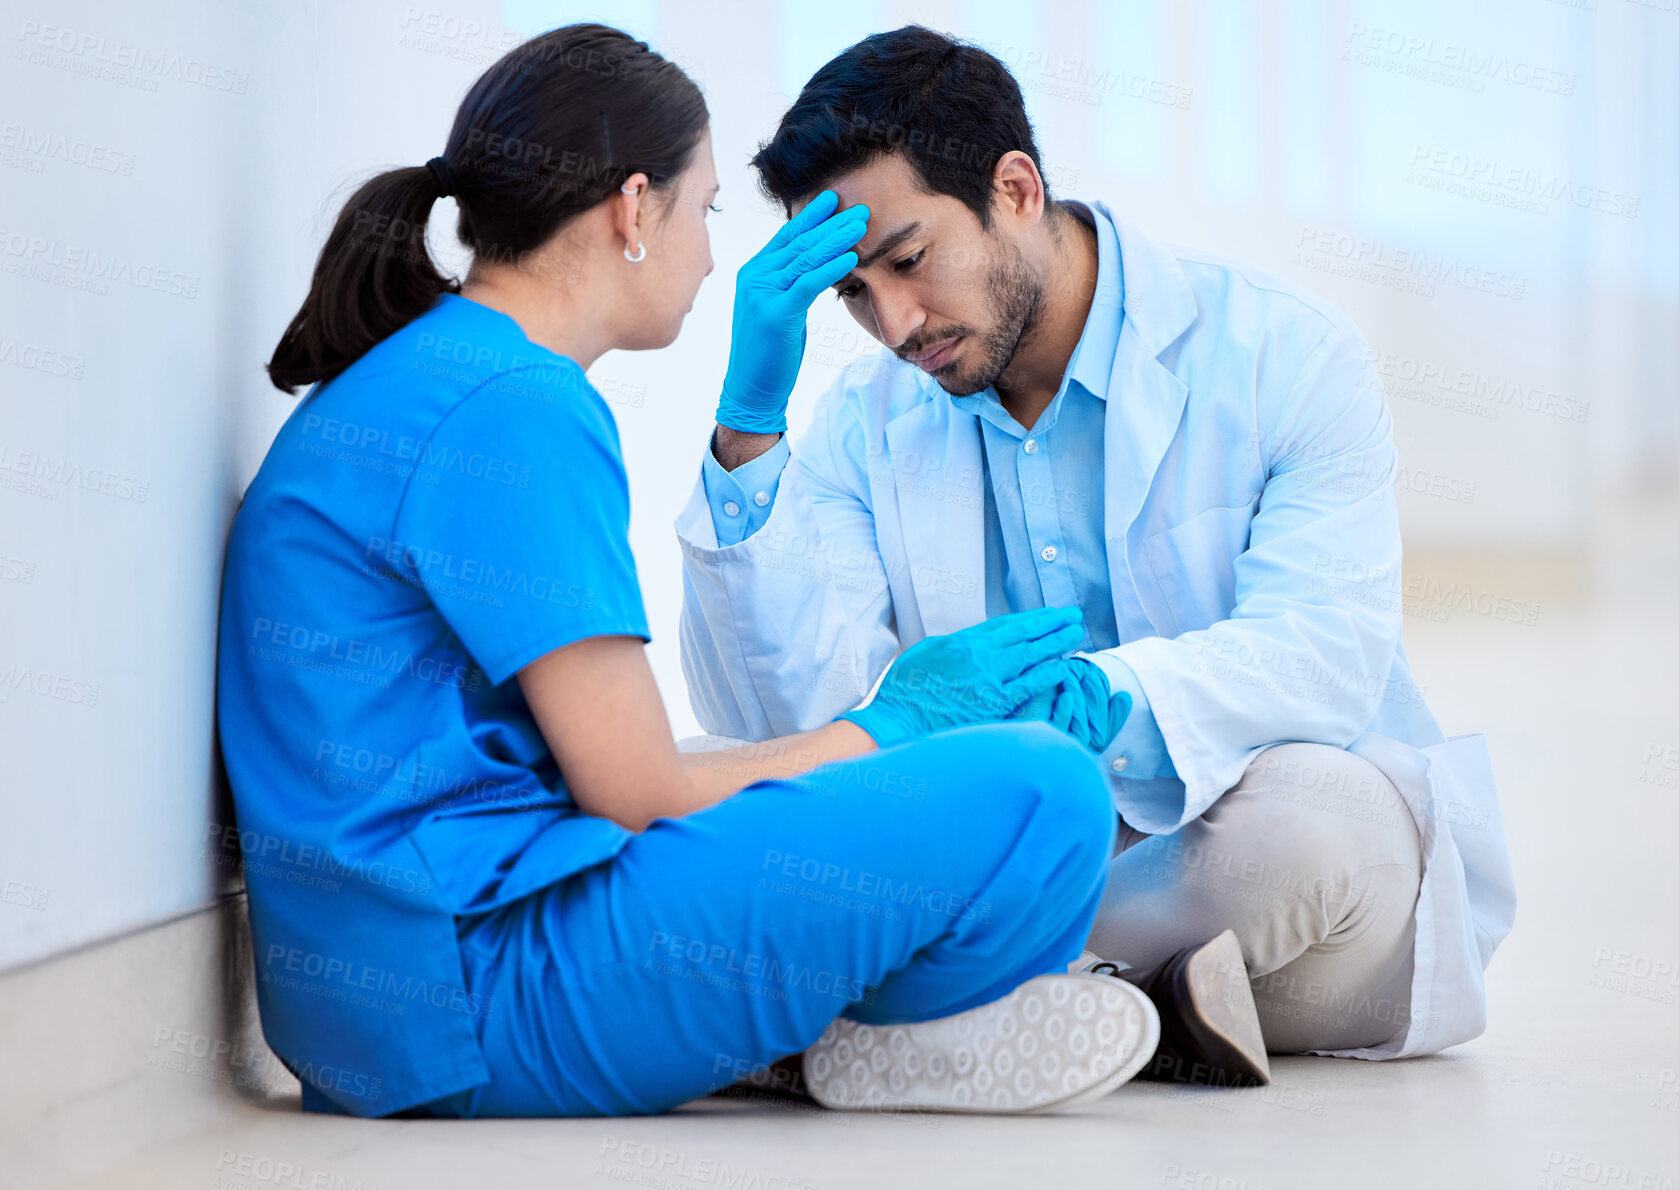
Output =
[{"x1": 802, "y1": 973, "x2": 1160, "y2": 1115}]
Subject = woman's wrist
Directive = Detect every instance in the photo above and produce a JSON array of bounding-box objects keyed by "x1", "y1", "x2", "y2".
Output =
[{"x1": 821, "y1": 716, "x2": 879, "y2": 757}]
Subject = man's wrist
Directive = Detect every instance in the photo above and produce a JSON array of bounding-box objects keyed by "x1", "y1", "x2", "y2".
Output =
[{"x1": 713, "y1": 425, "x2": 783, "y2": 471}]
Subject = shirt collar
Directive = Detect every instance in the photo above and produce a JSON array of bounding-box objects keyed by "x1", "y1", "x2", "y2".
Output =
[{"x1": 1062, "y1": 200, "x2": 1124, "y2": 403}]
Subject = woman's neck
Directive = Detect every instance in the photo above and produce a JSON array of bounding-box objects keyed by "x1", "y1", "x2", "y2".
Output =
[{"x1": 459, "y1": 257, "x2": 615, "y2": 370}]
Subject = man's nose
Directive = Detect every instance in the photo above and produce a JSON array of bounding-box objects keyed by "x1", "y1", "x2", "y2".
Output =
[{"x1": 867, "y1": 286, "x2": 924, "y2": 352}]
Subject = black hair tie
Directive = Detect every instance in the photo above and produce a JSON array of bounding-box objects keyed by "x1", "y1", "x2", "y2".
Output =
[{"x1": 426, "y1": 156, "x2": 457, "y2": 197}]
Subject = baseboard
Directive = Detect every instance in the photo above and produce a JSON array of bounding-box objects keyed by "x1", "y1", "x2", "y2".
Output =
[{"x1": 0, "y1": 892, "x2": 299, "y2": 1189}]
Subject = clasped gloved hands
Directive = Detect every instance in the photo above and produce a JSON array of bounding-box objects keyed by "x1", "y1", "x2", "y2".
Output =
[
  {"x1": 717, "y1": 190, "x2": 868, "y2": 434},
  {"x1": 839, "y1": 607, "x2": 1087, "y2": 749},
  {"x1": 1013, "y1": 656, "x2": 1134, "y2": 756},
  {"x1": 838, "y1": 607, "x2": 1134, "y2": 754}
]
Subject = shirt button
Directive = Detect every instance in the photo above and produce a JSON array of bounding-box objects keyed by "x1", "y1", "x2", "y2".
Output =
[
  {"x1": 1023, "y1": 438, "x2": 1039, "y2": 454},
  {"x1": 1110, "y1": 756, "x2": 1129, "y2": 773},
  {"x1": 1040, "y1": 545, "x2": 1058, "y2": 562},
  {"x1": 723, "y1": 501, "x2": 741, "y2": 517},
  {"x1": 753, "y1": 490, "x2": 770, "y2": 506}
]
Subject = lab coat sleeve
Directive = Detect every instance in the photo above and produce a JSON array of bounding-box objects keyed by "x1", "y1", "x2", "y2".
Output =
[
  {"x1": 1078, "y1": 652, "x2": 1176, "y2": 781},
  {"x1": 676, "y1": 385, "x2": 900, "y2": 740},
  {"x1": 1114, "y1": 321, "x2": 1404, "y2": 834}
]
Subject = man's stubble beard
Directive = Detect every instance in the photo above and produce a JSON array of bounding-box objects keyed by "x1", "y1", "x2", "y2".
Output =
[{"x1": 934, "y1": 236, "x2": 1045, "y2": 398}]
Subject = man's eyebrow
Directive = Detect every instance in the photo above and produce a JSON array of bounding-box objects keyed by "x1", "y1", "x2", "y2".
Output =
[{"x1": 853, "y1": 221, "x2": 922, "y2": 272}]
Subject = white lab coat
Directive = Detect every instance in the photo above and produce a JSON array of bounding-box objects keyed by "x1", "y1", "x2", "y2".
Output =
[{"x1": 674, "y1": 205, "x2": 1516, "y2": 1059}]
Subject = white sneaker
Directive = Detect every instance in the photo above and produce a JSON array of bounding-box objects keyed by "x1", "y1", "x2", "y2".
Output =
[
  {"x1": 802, "y1": 972, "x2": 1161, "y2": 1115},
  {"x1": 1067, "y1": 949, "x2": 1132, "y2": 975}
]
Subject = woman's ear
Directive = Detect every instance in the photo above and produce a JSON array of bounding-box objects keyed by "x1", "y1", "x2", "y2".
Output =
[{"x1": 614, "y1": 171, "x2": 651, "y2": 257}]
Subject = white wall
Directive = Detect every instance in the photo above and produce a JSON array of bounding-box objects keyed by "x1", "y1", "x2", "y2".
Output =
[
  {"x1": 3, "y1": 0, "x2": 1673, "y2": 972},
  {"x1": 0, "y1": 0, "x2": 505, "y2": 970}
]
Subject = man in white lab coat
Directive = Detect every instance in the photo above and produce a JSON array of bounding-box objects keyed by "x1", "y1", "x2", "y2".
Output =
[{"x1": 676, "y1": 27, "x2": 1515, "y2": 1081}]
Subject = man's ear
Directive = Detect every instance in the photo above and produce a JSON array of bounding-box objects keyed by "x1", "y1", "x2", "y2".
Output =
[{"x1": 991, "y1": 151, "x2": 1047, "y2": 226}]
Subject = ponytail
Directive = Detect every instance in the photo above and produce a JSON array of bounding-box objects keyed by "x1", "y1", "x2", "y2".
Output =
[
  {"x1": 266, "y1": 165, "x2": 458, "y2": 394},
  {"x1": 266, "y1": 23, "x2": 708, "y2": 395}
]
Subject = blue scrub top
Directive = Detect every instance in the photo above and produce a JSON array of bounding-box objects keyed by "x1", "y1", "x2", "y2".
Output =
[{"x1": 216, "y1": 293, "x2": 649, "y2": 1116}]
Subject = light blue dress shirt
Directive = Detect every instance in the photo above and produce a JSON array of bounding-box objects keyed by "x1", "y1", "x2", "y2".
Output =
[{"x1": 701, "y1": 202, "x2": 1174, "y2": 781}]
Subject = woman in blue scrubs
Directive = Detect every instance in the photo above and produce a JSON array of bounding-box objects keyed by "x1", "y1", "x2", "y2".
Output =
[{"x1": 218, "y1": 23, "x2": 1148, "y2": 1119}]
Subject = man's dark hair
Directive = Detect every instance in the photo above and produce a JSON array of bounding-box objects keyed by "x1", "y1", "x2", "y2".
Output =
[{"x1": 751, "y1": 26, "x2": 1049, "y2": 229}]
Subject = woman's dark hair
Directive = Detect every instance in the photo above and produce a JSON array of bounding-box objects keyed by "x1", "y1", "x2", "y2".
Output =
[
  {"x1": 751, "y1": 26, "x2": 1046, "y2": 230},
  {"x1": 267, "y1": 23, "x2": 708, "y2": 394}
]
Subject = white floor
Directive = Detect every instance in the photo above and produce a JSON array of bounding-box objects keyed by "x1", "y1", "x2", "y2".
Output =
[{"x1": 57, "y1": 544, "x2": 1679, "y2": 1189}]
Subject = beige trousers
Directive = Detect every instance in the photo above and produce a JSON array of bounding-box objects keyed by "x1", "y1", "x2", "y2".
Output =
[{"x1": 1086, "y1": 742, "x2": 1424, "y2": 1054}]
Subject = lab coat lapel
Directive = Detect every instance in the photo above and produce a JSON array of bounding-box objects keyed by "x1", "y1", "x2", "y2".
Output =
[
  {"x1": 884, "y1": 396, "x2": 986, "y2": 639},
  {"x1": 1094, "y1": 207, "x2": 1198, "y2": 639}
]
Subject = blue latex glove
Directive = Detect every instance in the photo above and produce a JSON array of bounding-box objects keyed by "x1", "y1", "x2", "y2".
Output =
[
  {"x1": 840, "y1": 607, "x2": 1086, "y2": 749},
  {"x1": 717, "y1": 190, "x2": 868, "y2": 434},
  {"x1": 1015, "y1": 656, "x2": 1135, "y2": 754}
]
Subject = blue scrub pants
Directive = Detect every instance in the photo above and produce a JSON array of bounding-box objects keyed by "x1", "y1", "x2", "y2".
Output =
[{"x1": 418, "y1": 722, "x2": 1116, "y2": 1117}]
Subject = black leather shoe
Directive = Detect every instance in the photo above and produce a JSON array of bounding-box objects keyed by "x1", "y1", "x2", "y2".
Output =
[{"x1": 1086, "y1": 929, "x2": 1270, "y2": 1088}]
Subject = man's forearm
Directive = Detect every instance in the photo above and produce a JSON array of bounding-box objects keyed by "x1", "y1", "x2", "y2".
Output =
[{"x1": 712, "y1": 425, "x2": 783, "y2": 471}]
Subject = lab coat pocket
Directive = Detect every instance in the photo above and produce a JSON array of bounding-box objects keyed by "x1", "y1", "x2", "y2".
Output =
[{"x1": 1139, "y1": 498, "x2": 1259, "y2": 637}]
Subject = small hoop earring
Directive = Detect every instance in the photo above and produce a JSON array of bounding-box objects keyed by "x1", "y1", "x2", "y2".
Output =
[
  {"x1": 624, "y1": 242, "x2": 646, "y2": 263},
  {"x1": 620, "y1": 182, "x2": 639, "y2": 195}
]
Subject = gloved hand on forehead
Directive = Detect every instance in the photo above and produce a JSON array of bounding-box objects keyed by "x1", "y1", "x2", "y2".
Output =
[
  {"x1": 716, "y1": 189, "x2": 868, "y2": 434},
  {"x1": 838, "y1": 606, "x2": 1087, "y2": 749}
]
